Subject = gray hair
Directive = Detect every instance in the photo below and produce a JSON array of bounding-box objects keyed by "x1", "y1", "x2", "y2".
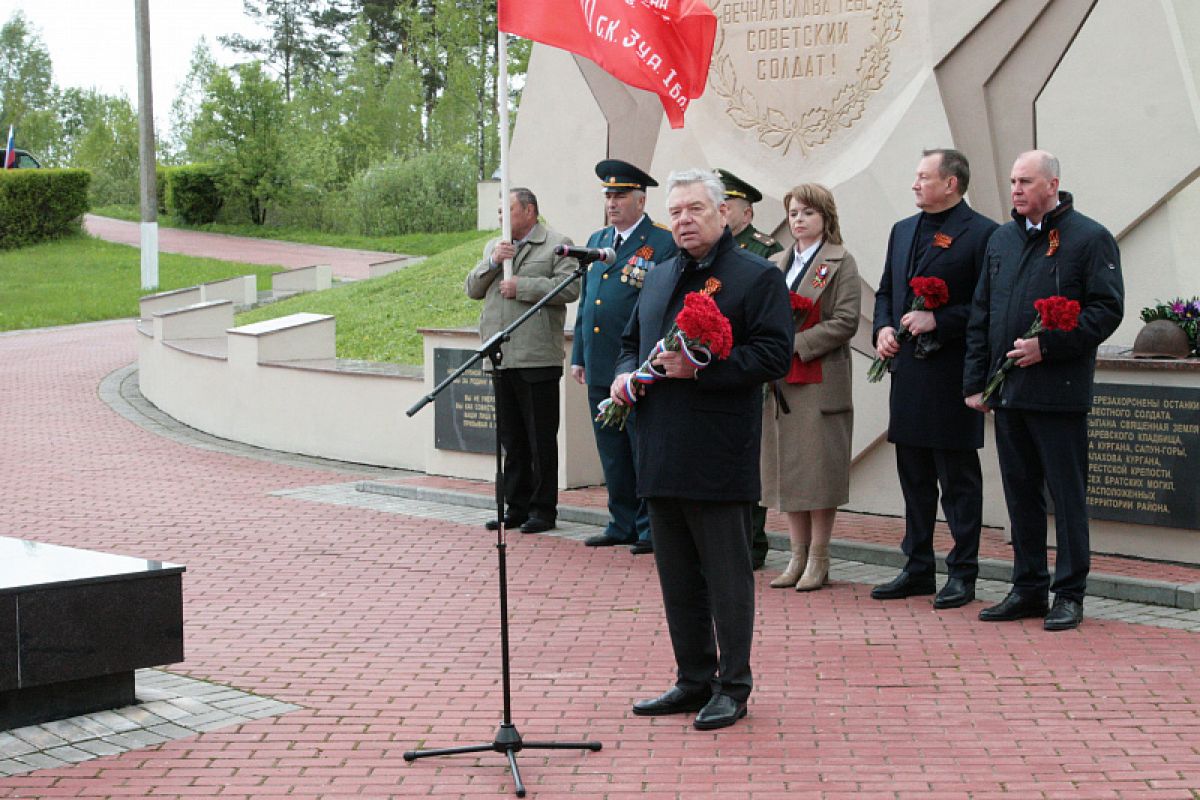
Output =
[
  {"x1": 665, "y1": 168, "x2": 725, "y2": 209},
  {"x1": 1021, "y1": 149, "x2": 1061, "y2": 179},
  {"x1": 511, "y1": 186, "x2": 538, "y2": 215}
]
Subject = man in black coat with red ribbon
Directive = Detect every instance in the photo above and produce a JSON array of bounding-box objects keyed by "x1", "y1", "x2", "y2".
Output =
[
  {"x1": 610, "y1": 168, "x2": 791, "y2": 731},
  {"x1": 870, "y1": 149, "x2": 998, "y2": 609},
  {"x1": 964, "y1": 150, "x2": 1123, "y2": 631}
]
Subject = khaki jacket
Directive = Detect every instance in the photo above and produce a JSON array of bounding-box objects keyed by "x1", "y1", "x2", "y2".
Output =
[{"x1": 465, "y1": 223, "x2": 580, "y2": 369}]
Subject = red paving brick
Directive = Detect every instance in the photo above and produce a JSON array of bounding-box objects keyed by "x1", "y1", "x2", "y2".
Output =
[
  {"x1": 83, "y1": 215, "x2": 400, "y2": 281},
  {"x1": 2, "y1": 321, "x2": 1200, "y2": 798},
  {"x1": 399, "y1": 476, "x2": 1200, "y2": 586}
]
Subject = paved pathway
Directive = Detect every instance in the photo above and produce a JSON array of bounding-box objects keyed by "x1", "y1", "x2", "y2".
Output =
[
  {"x1": 84, "y1": 215, "x2": 402, "y2": 280},
  {"x1": 2, "y1": 321, "x2": 1200, "y2": 798}
]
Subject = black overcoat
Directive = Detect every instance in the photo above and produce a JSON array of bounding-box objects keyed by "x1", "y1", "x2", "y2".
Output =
[
  {"x1": 616, "y1": 229, "x2": 792, "y2": 502},
  {"x1": 964, "y1": 192, "x2": 1124, "y2": 412},
  {"x1": 873, "y1": 200, "x2": 997, "y2": 450}
]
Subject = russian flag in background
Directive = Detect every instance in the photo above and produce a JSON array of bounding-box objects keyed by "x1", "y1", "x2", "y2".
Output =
[
  {"x1": 3, "y1": 125, "x2": 15, "y2": 169},
  {"x1": 3, "y1": 125, "x2": 14, "y2": 169}
]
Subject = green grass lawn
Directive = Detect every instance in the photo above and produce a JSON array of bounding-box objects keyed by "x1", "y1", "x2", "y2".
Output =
[
  {"x1": 91, "y1": 205, "x2": 487, "y2": 257},
  {"x1": 237, "y1": 231, "x2": 492, "y2": 366},
  {"x1": 0, "y1": 236, "x2": 281, "y2": 332}
]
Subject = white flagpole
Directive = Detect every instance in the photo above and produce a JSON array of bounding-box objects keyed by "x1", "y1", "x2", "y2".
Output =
[{"x1": 498, "y1": 27, "x2": 513, "y2": 280}]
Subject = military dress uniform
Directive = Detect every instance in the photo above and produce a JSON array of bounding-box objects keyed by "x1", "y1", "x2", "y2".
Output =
[
  {"x1": 734, "y1": 225, "x2": 782, "y2": 260},
  {"x1": 572, "y1": 160, "x2": 678, "y2": 548},
  {"x1": 718, "y1": 169, "x2": 782, "y2": 568}
]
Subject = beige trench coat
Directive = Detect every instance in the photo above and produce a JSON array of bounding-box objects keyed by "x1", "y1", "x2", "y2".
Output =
[{"x1": 760, "y1": 241, "x2": 861, "y2": 511}]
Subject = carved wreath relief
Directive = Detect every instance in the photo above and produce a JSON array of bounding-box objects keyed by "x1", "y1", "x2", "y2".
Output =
[{"x1": 708, "y1": 0, "x2": 904, "y2": 155}]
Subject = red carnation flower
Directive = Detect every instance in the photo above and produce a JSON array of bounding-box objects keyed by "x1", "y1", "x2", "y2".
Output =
[
  {"x1": 596, "y1": 289, "x2": 735, "y2": 429},
  {"x1": 789, "y1": 292, "x2": 815, "y2": 327},
  {"x1": 982, "y1": 295, "x2": 1081, "y2": 402},
  {"x1": 867, "y1": 276, "x2": 951, "y2": 382},
  {"x1": 909, "y1": 276, "x2": 950, "y2": 310}
]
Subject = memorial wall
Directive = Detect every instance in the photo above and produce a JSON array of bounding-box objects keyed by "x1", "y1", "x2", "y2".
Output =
[{"x1": 500, "y1": 0, "x2": 1200, "y2": 552}]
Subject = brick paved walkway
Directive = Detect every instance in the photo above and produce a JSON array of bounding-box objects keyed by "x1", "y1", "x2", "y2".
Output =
[
  {"x1": 2, "y1": 321, "x2": 1200, "y2": 798},
  {"x1": 83, "y1": 215, "x2": 400, "y2": 280}
]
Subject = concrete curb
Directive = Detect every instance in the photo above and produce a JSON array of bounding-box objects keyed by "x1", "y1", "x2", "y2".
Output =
[{"x1": 356, "y1": 480, "x2": 1197, "y2": 610}]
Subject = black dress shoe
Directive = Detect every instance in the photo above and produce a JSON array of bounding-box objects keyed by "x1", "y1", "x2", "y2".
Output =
[
  {"x1": 485, "y1": 514, "x2": 527, "y2": 531},
  {"x1": 585, "y1": 533, "x2": 634, "y2": 547},
  {"x1": 870, "y1": 570, "x2": 936, "y2": 600},
  {"x1": 933, "y1": 577, "x2": 976, "y2": 609},
  {"x1": 629, "y1": 541, "x2": 654, "y2": 555},
  {"x1": 519, "y1": 517, "x2": 555, "y2": 534},
  {"x1": 978, "y1": 591, "x2": 1049, "y2": 622},
  {"x1": 631, "y1": 686, "x2": 711, "y2": 716},
  {"x1": 1043, "y1": 596, "x2": 1083, "y2": 631},
  {"x1": 693, "y1": 694, "x2": 747, "y2": 731}
]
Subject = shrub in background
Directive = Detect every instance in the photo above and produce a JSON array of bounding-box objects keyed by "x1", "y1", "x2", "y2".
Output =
[
  {"x1": 0, "y1": 169, "x2": 91, "y2": 250},
  {"x1": 165, "y1": 164, "x2": 224, "y2": 224},
  {"x1": 346, "y1": 147, "x2": 475, "y2": 235}
]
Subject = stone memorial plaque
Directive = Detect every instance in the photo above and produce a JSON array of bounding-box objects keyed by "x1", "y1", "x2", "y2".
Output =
[
  {"x1": 1087, "y1": 383, "x2": 1200, "y2": 530},
  {"x1": 433, "y1": 348, "x2": 496, "y2": 454},
  {"x1": 706, "y1": 0, "x2": 904, "y2": 157}
]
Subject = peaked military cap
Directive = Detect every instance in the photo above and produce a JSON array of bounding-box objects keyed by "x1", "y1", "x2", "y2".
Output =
[
  {"x1": 716, "y1": 168, "x2": 763, "y2": 204},
  {"x1": 595, "y1": 159, "x2": 657, "y2": 193}
]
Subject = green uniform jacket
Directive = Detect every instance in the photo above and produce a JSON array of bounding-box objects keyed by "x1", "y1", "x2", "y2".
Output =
[
  {"x1": 571, "y1": 215, "x2": 677, "y2": 387},
  {"x1": 735, "y1": 224, "x2": 782, "y2": 259}
]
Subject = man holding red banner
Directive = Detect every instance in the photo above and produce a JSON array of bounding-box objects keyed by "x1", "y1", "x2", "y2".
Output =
[{"x1": 613, "y1": 169, "x2": 791, "y2": 731}]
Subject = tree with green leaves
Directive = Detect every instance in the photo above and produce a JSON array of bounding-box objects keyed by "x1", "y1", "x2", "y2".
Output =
[
  {"x1": 0, "y1": 11, "x2": 58, "y2": 161},
  {"x1": 192, "y1": 62, "x2": 291, "y2": 224},
  {"x1": 220, "y1": 0, "x2": 352, "y2": 102}
]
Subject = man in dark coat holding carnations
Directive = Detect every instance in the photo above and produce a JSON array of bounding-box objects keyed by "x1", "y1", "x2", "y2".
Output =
[
  {"x1": 870, "y1": 149, "x2": 998, "y2": 609},
  {"x1": 964, "y1": 150, "x2": 1124, "y2": 631},
  {"x1": 611, "y1": 168, "x2": 791, "y2": 731}
]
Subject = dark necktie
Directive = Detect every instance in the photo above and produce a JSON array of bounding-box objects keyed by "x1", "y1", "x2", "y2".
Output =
[{"x1": 614, "y1": 233, "x2": 624, "y2": 250}]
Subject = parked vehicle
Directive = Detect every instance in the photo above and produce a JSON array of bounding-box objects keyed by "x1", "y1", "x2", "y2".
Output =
[{"x1": 3, "y1": 148, "x2": 41, "y2": 169}]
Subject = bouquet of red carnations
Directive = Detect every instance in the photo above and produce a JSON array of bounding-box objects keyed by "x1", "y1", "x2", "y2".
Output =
[
  {"x1": 866, "y1": 276, "x2": 950, "y2": 382},
  {"x1": 595, "y1": 280, "x2": 733, "y2": 430},
  {"x1": 981, "y1": 295, "x2": 1081, "y2": 402},
  {"x1": 789, "y1": 292, "x2": 814, "y2": 326}
]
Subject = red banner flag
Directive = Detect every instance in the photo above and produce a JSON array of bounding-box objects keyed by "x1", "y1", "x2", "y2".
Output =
[{"x1": 499, "y1": 0, "x2": 717, "y2": 129}]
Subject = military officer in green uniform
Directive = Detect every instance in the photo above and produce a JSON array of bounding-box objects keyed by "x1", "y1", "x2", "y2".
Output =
[
  {"x1": 719, "y1": 168, "x2": 783, "y2": 260},
  {"x1": 718, "y1": 168, "x2": 782, "y2": 569},
  {"x1": 572, "y1": 159, "x2": 678, "y2": 555}
]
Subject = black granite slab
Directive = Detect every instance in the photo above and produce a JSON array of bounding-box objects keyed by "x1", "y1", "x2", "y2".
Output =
[{"x1": 0, "y1": 536, "x2": 185, "y2": 730}]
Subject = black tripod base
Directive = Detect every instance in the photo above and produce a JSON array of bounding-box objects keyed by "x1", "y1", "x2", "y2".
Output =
[{"x1": 404, "y1": 723, "x2": 602, "y2": 797}]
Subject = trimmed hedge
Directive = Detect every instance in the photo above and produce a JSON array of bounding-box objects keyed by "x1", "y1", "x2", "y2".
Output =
[
  {"x1": 345, "y1": 149, "x2": 475, "y2": 235},
  {"x1": 0, "y1": 169, "x2": 91, "y2": 250},
  {"x1": 165, "y1": 164, "x2": 223, "y2": 225}
]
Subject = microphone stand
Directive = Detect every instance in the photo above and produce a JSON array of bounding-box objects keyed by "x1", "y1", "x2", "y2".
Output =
[{"x1": 403, "y1": 258, "x2": 601, "y2": 797}]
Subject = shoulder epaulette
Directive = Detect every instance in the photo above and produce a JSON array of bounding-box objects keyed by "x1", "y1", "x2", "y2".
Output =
[
  {"x1": 653, "y1": 221, "x2": 670, "y2": 231},
  {"x1": 753, "y1": 231, "x2": 776, "y2": 246}
]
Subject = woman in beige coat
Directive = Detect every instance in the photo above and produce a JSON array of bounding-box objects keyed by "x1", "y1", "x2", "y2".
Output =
[{"x1": 761, "y1": 184, "x2": 860, "y2": 591}]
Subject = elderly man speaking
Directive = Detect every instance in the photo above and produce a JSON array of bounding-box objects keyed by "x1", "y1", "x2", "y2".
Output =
[{"x1": 612, "y1": 169, "x2": 791, "y2": 731}]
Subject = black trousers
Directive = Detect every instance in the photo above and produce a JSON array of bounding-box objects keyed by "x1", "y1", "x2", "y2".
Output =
[
  {"x1": 495, "y1": 367, "x2": 560, "y2": 521},
  {"x1": 647, "y1": 498, "x2": 754, "y2": 703},
  {"x1": 895, "y1": 444, "x2": 983, "y2": 581},
  {"x1": 994, "y1": 409, "x2": 1090, "y2": 602}
]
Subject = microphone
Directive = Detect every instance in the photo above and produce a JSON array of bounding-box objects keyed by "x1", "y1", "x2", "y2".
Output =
[{"x1": 554, "y1": 244, "x2": 617, "y2": 265}]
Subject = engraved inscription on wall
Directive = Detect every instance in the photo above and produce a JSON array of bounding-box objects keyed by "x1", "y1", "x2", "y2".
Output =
[
  {"x1": 433, "y1": 348, "x2": 496, "y2": 455},
  {"x1": 1087, "y1": 384, "x2": 1199, "y2": 530},
  {"x1": 708, "y1": 0, "x2": 904, "y2": 155}
]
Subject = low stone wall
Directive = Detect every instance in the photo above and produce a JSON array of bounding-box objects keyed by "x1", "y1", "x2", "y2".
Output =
[{"x1": 135, "y1": 281, "x2": 605, "y2": 486}]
